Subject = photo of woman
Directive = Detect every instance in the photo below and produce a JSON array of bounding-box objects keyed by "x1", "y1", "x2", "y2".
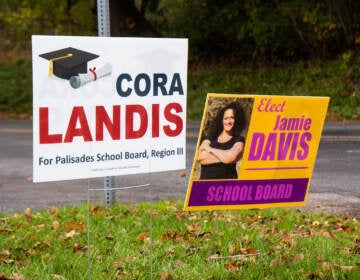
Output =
[{"x1": 194, "y1": 96, "x2": 253, "y2": 180}]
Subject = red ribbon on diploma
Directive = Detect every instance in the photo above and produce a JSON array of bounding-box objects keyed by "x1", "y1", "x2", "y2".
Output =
[{"x1": 89, "y1": 67, "x2": 97, "y2": 80}]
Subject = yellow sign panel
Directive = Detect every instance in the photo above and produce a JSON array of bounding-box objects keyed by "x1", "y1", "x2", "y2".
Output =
[{"x1": 184, "y1": 94, "x2": 329, "y2": 211}]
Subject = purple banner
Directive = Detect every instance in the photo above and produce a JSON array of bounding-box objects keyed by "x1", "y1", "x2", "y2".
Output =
[{"x1": 188, "y1": 178, "x2": 309, "y2": 207}]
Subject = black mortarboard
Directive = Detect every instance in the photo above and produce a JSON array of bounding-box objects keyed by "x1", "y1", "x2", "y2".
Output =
[{"x1": 39, "y1": 47, "x2": 99, "y2": 80}]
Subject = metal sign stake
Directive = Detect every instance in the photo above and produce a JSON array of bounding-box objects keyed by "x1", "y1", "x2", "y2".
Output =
[{"x1": 97, "y1": 0, "x2": 114, "y2": 206}]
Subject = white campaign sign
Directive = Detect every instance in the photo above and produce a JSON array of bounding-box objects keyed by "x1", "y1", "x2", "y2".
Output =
[{"x1": 32, "y1": 35, "x2": 188, "y2": 182}]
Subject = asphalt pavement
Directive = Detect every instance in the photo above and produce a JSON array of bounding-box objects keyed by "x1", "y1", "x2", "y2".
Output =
[{"x1": 0, "y1": 120, "x2": 359, "y2": 217}]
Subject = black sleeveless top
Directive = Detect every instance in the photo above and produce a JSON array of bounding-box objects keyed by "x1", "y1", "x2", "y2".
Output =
[{"x1": 200, "y1": 135, "x2": 245, "y2": 180}]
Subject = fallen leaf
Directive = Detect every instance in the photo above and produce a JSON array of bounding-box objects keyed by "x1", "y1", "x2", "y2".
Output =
[
  {"x1": 110, "y1": 260, "x2": 125, "y2": 269},
  {"x1": 73, "y1": 243, "x2": 87, "y2": 254},
  {"x1": 159, "y1": 272, "x2": 173, "y2": 280},
  {"x1": 42, "y1": 253, "x2": 51, "y2": 260},
  {"x1": 274, "y1": 245, "x2": 282, "y2": 252},
  {"x1": 0, "y1": 227, "x2": 13, "y2": 233},
  {"x1": 186, "y1": 223, "x2": 201, "y2": 235},
  {"x1": 246, "y1": 248, "x2": 258, "y2": 255},
  {"x1": 90, "y1": 205, "x2": 102, "y2": 213},
  {"x1": 225, "y1": 261, "x2": 238, "y2": 272},
  {"x1": 337, "y1": 265, "x2": 356, "y2": 270},
  {"x1": 24, "y1": 248, "x2": 37, "y2": 256},
  {"x1": 188, "y1": 215, "x2": 198, "y2": 220},
  {"x1": 246, "y1": 215, "x2": 259, "y2": 224},
  {"x1": 297, "y1": 224, "x2": 305, "y2": 231},
  {"x1": 52, "y1": 221, "x2": 60, "y2": 231},
  {"x1": 105, "y1": 235, "x2": 114, "y2": 240},
  {"x1": 321, "y1": 261, "x2": 334, "y2": 270},
  {"x1": 49, "y1": 206, "x2": 59, "y2": 215},
  {"x1": 332, "y1": 220, "x2": 342, "y2": 228},
  {"x1": 175, "y1": 260, "x2": 185, "y2": 267},
  {"x1": 32, "y1": 224, "x2": 45, "y2": 232},
  {"x1": 44, "y1": 240, "x2": 51, "y2": 248},
  {"x1": 114, "y1": 270, "x2": 127, "y2": 278},
  {"x1": 24, "y1": 210, "x2": 32, "y2": 221},
  {"x1": 63, "y1": 221, "x2": 85, "y2": 232},
  {"x1": 51, "y1": 274, "x2": 66, "y2": 280},
  {"x1": 293, "y1": 253, "x2": 304, "y2": 263},
  {"x1": 351, "y1": 243, "x2": 360, "y2": 254},
  {"x1": 179, "y1": 171, "x2": 186, "y2": 177},
  {"x1": 225, "y1": 214, "x2": 236, "y2": 222},
  {"x1": 136, "y1": 231, "x2": 149, "y2": 242},
  {"x1": 229, "y1": 244, "x2": 239, "y2": 256},
  {"x1": 24, "y1": 208, "x2": 32, "y2": 216},
  {"x1": 321, "y1": 231, "x2": 333, "y2": 238},
  {"x1": 185, "y1": 246, "x2": 199, "y2": 256},
  {"x1": 305, "y1": 271, "x2": 323, "y2": 279},
  {"x1": 131, "y1": 247, "x2": 142, "y2": 255},
  {"x1": 10, "y1": 274, "x2": 27, "y2": 280},
  {"x1": 161, "y1": 231, "x2": 185, "y2": 242},
  {"x1": 321, "y1": 260, "x2": 357, "y2": 271},
  {"x1": 90, "y1": 205, "x2": 110, "y2": 215},
  {"x1": 240, "y1": 248, "x2": 248, "y2": 254},
  {"x1": 343, "y1": 225, "x2": 353, "y2": 232},
  {"x1": 65, "y1": 230, "x2": 77, "y2": 239},
  {"x1": 165, "y1": 205, "x2": 178, "y2": 211},
  {"x1": 175, "y1": 210, "x2": 187, "y2": 220},
  {"x1": 0, "y1": 249, "x2": 11, "y2": 257},
  {"x1": 125, "y1": 256, "x2": 137, "y2": 262},
  {"x1": 270, "y1": 258, "x2": 281, "y2": 267},
  {"x1": 33, "y1": 240, "x2": 51, "y2": 250},
  {"x1": 355, "y1": 235, "x2": 360, "y2": 243},
  {"x1": 208, "y1": 251, "x2": 222, "y2": 260},
  {"x1": 164, "y1": 248, "x2": 176, "y2": 257}
]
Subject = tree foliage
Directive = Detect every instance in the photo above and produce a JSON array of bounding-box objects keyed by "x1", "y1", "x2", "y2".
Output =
[
  {"x1": 149, "y1": 0, "x2": 360, "y2": 62},
  {"x1": 0, "y1": 0, "x2": 97, "y2": 50},
  {"x1": 0, "y1": 0, "x2": 360, "y2": 61}
]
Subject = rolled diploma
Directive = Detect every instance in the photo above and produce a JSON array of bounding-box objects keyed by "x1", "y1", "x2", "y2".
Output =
[{"x1": 69, "y1": 63, "x2": 112, "y2": 89}]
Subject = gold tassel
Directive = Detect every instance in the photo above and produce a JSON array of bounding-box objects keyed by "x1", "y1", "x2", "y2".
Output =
[{"x1": 48, "y1": 53, "x2": 73, "y2": 76}]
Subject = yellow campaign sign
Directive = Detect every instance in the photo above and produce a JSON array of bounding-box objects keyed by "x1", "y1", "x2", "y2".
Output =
[{"x1": 184, "y1": 94, "x2": 329, "y2": 211}]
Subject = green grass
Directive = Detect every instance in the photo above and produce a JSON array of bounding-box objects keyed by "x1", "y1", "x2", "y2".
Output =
[
  {"x1": 1, "y1": 201, "x2": 359, "y2": 279},
  {"x1": 1, "y1": 56, "x2": 360, "y2": 121},
  {"x1": 0, "y1": 59, "x2": 33, "y2": 119},
  {"x1": 187, "y1": 58, "x2": 360, "y2": 121}
]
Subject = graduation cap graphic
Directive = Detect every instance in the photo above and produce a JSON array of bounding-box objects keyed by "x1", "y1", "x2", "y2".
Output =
[{"x1": 39, "y1": 47, "x2": 99, "y2": 80}]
